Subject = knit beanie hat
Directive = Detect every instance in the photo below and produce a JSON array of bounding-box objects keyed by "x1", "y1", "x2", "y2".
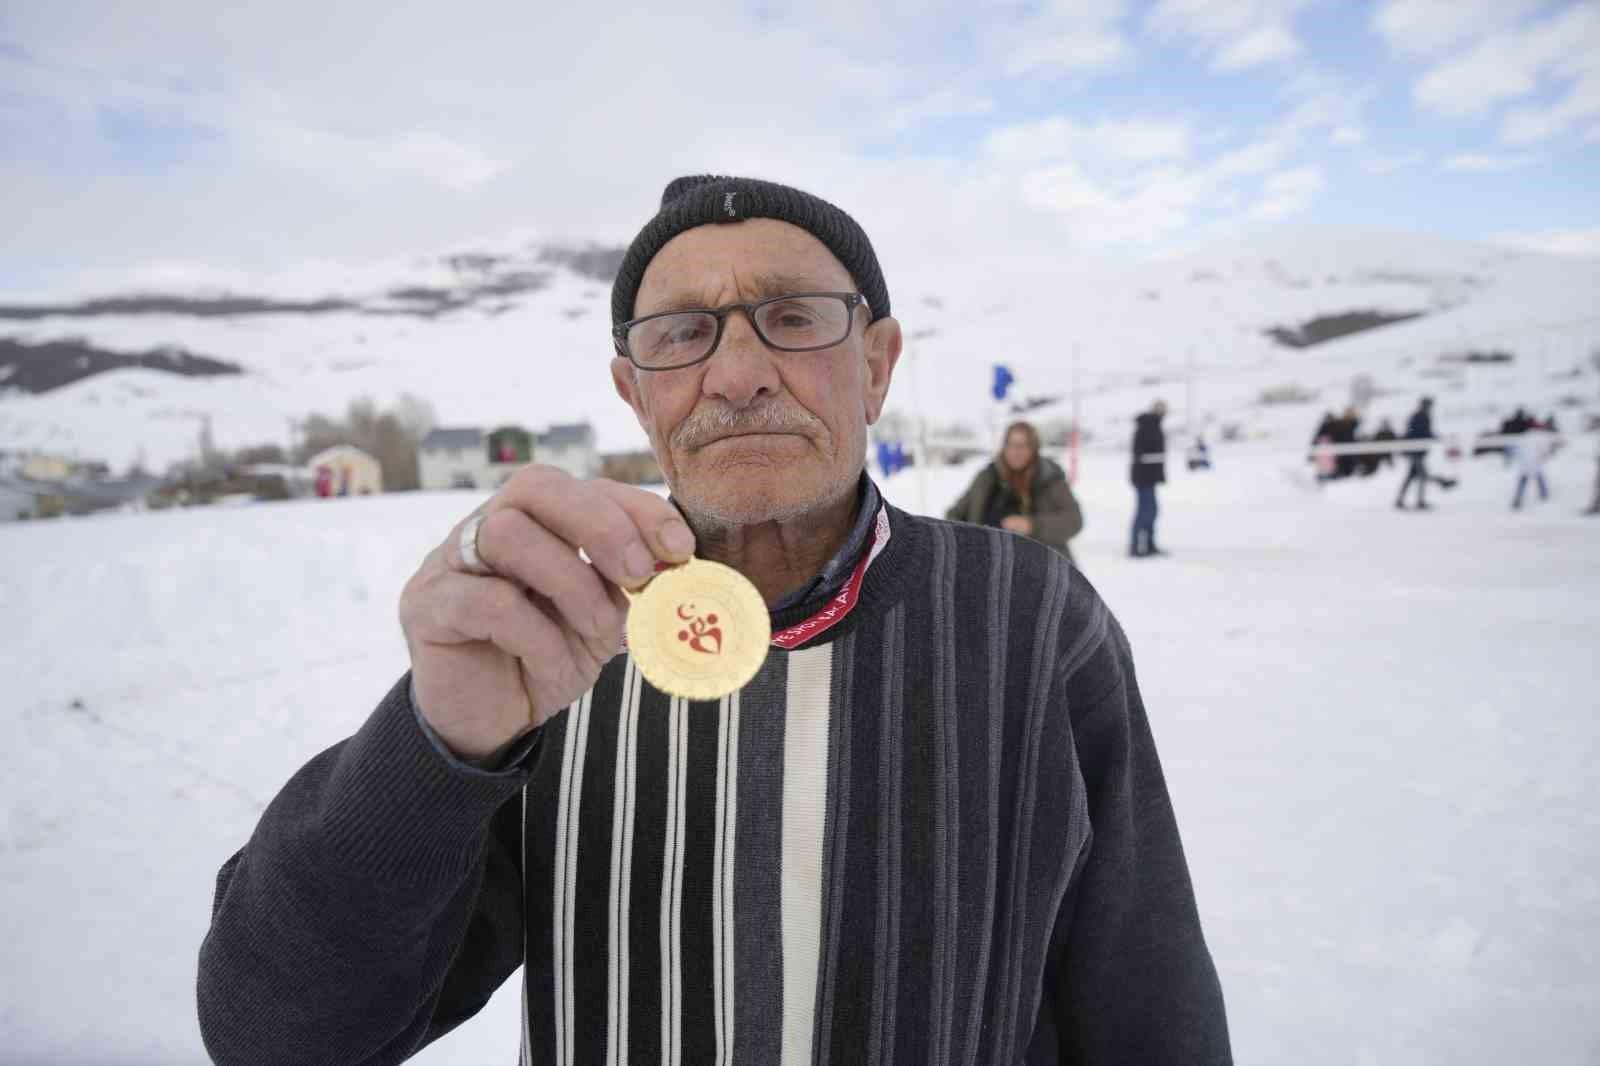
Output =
[{"x1": 610, "y1": 175, "x2": 891, "y2": 328}]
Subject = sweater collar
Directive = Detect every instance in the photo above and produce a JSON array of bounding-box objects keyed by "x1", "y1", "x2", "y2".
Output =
[{"x1": 768, "y1": 473, "x2": 881, "y2": 616}]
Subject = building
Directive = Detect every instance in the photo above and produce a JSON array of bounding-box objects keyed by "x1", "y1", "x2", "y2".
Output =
[
  {"x1": 536, "y1": 422, "x2": 599, "y2": 480},
  {"x1": 418, "y1": 428, "x2": 491, "y2": 491},
  {"x1": 20, "y1": 453, "x2": 72, "y2": 481},
  {"x1": 417, "y1": 421, "x2": 599, "y2": 490},
  {"x1": 308, "y1": 445, "x2": 383, "y2": 497},
  {"x1": 0, "y1": 471, "x2": 164, "y2": 521}
]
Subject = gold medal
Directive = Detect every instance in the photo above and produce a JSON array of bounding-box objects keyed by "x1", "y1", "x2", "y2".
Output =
[{"x1": 625, "y1": 558, "x2": 770, "y2": 699}]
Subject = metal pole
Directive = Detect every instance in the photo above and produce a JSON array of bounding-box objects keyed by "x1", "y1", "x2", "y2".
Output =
[
  {"x1": 904, "y1": 340, "x2": 930, "y2": 514},
  {"x1": 1070, "y1": 343, "x2": 1082, "y2": 483},
  {"x1": 1186, "y1": 345, "x2": 1196, "y2": 440}
]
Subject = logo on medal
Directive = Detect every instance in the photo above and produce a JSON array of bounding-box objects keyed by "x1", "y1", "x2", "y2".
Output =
[{"x1": 676, "y1": 603, "x2": 723, "y2": 655}]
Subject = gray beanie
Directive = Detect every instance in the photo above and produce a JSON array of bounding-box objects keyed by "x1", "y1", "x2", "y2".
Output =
[{"x1": 610, "y1": 175, "x2": 891, "y2": 328}]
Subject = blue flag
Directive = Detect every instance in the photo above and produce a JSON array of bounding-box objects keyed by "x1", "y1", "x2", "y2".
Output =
[
  {"x1": 876, "y1": 440, "x2": 911, "y2": 477},
  {"x1": 992, "y1": 364, "x2": 1015, "y2": 401}
]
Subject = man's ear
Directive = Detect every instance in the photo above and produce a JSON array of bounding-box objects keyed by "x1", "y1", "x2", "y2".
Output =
[
  {"x1": 611, "y1": 356, "x2": 650, "y2": 432},
  {"x1": 862, "y1": 316, "x2": 902, "y2": 425}
]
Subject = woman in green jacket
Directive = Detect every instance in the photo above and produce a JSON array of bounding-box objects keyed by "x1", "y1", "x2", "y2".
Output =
[{"x1": 946, "y1": 421, "x2": 1085, "y2": 563}]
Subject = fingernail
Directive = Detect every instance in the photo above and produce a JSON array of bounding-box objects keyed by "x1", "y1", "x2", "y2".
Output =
[
  {"x1": 661, "y1": 519, "x2": 695, "y2": 556},
  {"x1": 624, "y1": 541, "x2": 654, "y2": 580}
]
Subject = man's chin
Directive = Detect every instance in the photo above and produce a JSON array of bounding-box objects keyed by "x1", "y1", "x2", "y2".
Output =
[{"x1": 672, "y1": 469, "x2": 835, "y2": 528}]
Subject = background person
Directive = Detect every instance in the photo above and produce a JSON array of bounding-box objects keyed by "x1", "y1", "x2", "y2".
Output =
[
  {"x1": 1512, "y1": 427, "x2": 1555, "y2": 511},
  {"x1": 945, "y1": 420, "x2": 1084, "y2": 563},
  {"x1": 1131, "y1": 399, "x2": 1168, "y2": 557},
  {"x1": 1395, "y1": 396, "x2": 1457, "y2": 510}
]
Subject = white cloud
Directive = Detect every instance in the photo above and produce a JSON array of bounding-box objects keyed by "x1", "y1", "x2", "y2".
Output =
[
  {"x1": 1362, "y1": 150, "x2": 1426, "y2": 174},
  {"x1": 1488, "y1": 227, "x2": 1600, "y2": 258},
  {"x1": 1211, "y1": 133, "x2": 1292, "y2": 178},
  {"x1": 250, "y1": 122, "x2": 507, "y2": 191},
  {"x1": 1248, "y1": 166, "x2": 1324, "y2": 219},
  {"x1": 991, "y1": 0, "x2": 1134, "y2": 77},
  {"x1": 1018, "y1": 161, "x2": 1209, "y2": 244},
  {"x1": 1214, "y1": 24, "x2": 1301, "y2": 70},
  {"x1": 1330, "y1": 125, "x2": 1367, "y2": 146},
  {"x1": 1410, "y1": 2, "x2": 1600, "y2": 141},
  {"x1": 1371, "y1": 0, "x2": 1544, "y2": 56},
  {"x1": 1146, "y1": 0, "x2": 1311, "y2": 71},
  {"x1": 1441, "y1": 152, "x2": 1537, "y2": 172},
  {"x1": 1500, "y1": 63, "x2": 1600, "y2": 144},
  {"x1": 880, "y1": 88, "x2": 996, "y2": 133},
  {"x1": 0, "y1": 1, "x2": 925, "y2": 280},
  {"x1": 983, "y1": 116, "x2": 1193, "y2": 164},
  {"x1": 1003, "y1": 31, "x2": 1131, "y2": 76}
]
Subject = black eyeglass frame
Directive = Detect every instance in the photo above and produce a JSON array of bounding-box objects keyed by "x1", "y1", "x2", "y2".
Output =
[{"x1": 612, "y1": 291, "x2": 870, "y2": 371}]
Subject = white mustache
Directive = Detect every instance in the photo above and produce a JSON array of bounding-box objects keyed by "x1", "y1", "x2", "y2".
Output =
[{"x1": 671, "y1": 401, "x2": 822, "y2": 450}]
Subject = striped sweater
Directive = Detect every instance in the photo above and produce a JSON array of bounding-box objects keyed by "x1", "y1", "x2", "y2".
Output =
[{"x1": 197, "y1": 505, "x2": 1231, "y2": 1065}]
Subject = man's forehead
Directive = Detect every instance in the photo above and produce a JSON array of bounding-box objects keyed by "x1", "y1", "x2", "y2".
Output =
[{"x1": 634, "y1": 219, "x2": 853, "y2": 312}]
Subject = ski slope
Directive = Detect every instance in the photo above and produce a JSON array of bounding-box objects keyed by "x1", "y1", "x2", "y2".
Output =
[
  {"x1": 3, "y1": 226, "x2": 1598, "y2": 474},
  {"x1": 4, "y1": 441, "x2": 1598, "y2": 1065}
]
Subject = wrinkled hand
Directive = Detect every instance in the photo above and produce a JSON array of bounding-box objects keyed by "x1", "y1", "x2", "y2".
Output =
[
  {"x1": 399, "y1": 467, "x2": 695, "y2": 760},
  {"x1": 1001, "y1": 515, "x2": 1033, "y2": 535}
]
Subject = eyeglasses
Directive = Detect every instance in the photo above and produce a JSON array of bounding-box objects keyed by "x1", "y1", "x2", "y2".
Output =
[{"x1": 613, "y1": 291, "x2": 868, "y2": 371}]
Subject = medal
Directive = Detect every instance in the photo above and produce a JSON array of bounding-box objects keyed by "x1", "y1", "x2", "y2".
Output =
[
  {"x1": 625, "y1": 558, "x2": 771, "y2": 700},
  {"x1": 622, "y1": 503, "x2": 891, "y2": 698}
]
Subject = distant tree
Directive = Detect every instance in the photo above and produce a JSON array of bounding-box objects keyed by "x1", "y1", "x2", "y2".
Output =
[
  {"x1": 233, "y1": 443, "x2": 287, "y2": 466},
  {"x1": 294, "y1": 394, "x2": 429, "y2": 491},
  {"x1": 394, "y1": 393, "x2": 436, "y2": 443},
  {"x1": 198, "y1": 415, "x2": 219, "y2": 468}
]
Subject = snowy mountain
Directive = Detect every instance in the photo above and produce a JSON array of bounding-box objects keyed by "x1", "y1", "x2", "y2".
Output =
[{"x1": 1, "y1": 226, "x2": 1596, "y2": 472}]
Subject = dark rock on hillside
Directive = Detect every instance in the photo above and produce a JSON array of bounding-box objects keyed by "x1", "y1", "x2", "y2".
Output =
[
  {"x1": 0, "y1": 294, "x2": 356, "y2": 321},
  {"x1": 1264, "y1": 309, "x2": 1425, "y2": 349},
  {"x1": 0, "y1": 336, "x2": 241, "y2": 394}
]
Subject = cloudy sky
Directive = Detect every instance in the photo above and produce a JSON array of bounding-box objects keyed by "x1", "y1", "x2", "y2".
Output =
[{"x1": 2, "y1": 0, "x2": 1598, "y2": 295}]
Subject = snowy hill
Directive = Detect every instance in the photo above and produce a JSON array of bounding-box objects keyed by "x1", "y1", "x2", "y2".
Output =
[{"x1": 1, "y1": 226, "x2": 1596, "y2": 472}]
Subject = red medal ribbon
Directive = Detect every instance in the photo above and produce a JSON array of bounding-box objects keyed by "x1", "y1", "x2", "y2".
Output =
[{"x1": 769, "y1": 503, "x2": 891, "y2": 650}]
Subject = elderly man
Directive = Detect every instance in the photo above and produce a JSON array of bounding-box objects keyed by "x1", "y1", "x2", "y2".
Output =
[{"x1": 197, "y1": 176, "x2": 1230, "y2": 1065}]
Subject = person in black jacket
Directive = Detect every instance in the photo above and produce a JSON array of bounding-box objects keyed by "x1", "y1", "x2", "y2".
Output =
[
  {"x1": 1362, "y1": 419, "x2": 1397, "y2": 476},
  {"x1": 1130, "y1": 400, "x2": 1167, "y2": 557},
  {"x1": 1331, "y1": 407, "x2": 1361, "y2": 479},
  {"x1": 1395, "y1": 397, "x2": 1457, "y2": 510}
]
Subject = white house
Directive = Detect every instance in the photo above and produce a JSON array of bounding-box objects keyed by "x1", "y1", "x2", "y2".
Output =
[
  {"x1": 418, "y1": 422, "x2": 598, "y2": 489},
  {"x1": 536, "y1": 422, "x2": 599, "y2": 480},
  {"x1": 418, "y1": 428, "x2": 493, "y2": 491},
  {"x1": 308, "y1": 445, "x2": 383, "y2": 497}
]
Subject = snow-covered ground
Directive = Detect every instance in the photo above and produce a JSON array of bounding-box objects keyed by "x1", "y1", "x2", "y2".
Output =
[{"x1": 4, "y1": 439, "x2": 1598, "y2": 1064}]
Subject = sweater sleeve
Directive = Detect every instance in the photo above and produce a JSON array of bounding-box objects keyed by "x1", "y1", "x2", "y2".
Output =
[
  {"x1": 196, "y1": 673, "x2": 533, "y2": 1066},
  {"x1": 1048, "y1": 619, "x2": 1231, "y2": 1064}
]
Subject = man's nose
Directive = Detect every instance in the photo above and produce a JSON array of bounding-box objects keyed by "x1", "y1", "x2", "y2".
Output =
[{"x1": 700, "y1": 309, "x2": 779, "y2": 409}]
